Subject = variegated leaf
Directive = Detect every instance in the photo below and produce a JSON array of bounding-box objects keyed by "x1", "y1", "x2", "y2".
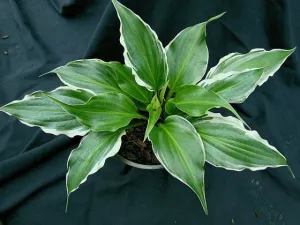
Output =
[
  {"x1": 149, "y1": 115, "x2": 207, "y2": 214},
  {"x1": 207, "y1": 48, "x2": 295, "y2": 85},
  {"x1": 108, "y1": 62, "x2": 152, "y2": 103},
  {"x1": 50, "y1": 59, "x2": 124, "y2": 95},
  {"x1": 169, "y1": 85, "x2": 246, "y2": 125},
  {"x1": 193, "y1": 112, "x2": 289, "y2": 171},
  {"x1": 112, "y1": 0, "x2": 168, "y2": 91},
  {"x1": 67, "y1": 129, "x2": 125, "y2": 204},
  {"x1": 166, "y1": 13, "x2": 225, "y2": 94},
  {"x1": 200, "y1": 68, "x2": 264, "y2": 103},
  {"x1": 45, "y1": 92, "x2": 143, "y2": 132},
  {"x1": 0, "y1": 87, "x2": 91, "y2": 137}
]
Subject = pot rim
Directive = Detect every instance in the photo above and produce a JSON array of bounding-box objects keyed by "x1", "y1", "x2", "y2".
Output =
[{"x1": 115, "y1": 154, "x2": 164, "y2": 170}]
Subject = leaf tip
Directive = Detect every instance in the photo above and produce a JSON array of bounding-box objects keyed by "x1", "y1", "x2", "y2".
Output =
[
  {"x1": 287, "y1": 47, "x2": 297, "y2": 56},
  {"x1": 39, "y1": 70, "x2": 54, "y2": 78},
  {"x1": 198, "y1": 193, "x2": 208, "y2": 215},
  {"x1": 288, "y1": 166, "x2": 296, "y2": 179},
  {"x1": 207, "y1": 12, "x2": 226, "y2": 23},
  {"x1": 198, "y1": 190, "x2": 208, "y2": 215},
  {"x1": 143, "y1": 135, "x2": 148, "y2": 142},
  {"x1": 65, "y1": 193, "x2": 70, "y2": 213},
  {"x1": 219, "y1": 11, "x2": 227, "y2": 17},
  {"x1": 204, "y1": 207, "x2": 208, "y2": 216},
  {"x1": 65, "y1": 173, "x2": 73, "y2": 213}
]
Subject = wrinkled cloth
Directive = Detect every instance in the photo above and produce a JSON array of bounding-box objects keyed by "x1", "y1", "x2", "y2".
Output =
[{"x1": 0, "y1": 0, "x2": 300, "y2": 224}]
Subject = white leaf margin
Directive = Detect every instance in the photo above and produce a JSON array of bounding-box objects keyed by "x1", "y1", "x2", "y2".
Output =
[
  {"x1": 206, "y1": 48, "x2": 295, "y2": 86},
  {"x1": 165, "y1": 13, "x2": 226, "y2": 85},
  {"x1": 0, "y1": 86, "x2": 90, "y2": 138},
  {"x1": 165, "y1": 12, "x2": 226, "y2": 51},
  {"x1": 194, "y1": 112, "x2": 291, "y2": 172},
  {"x1": 112, "y1": 0, "x2": 169, "y2": 91},
  {"x1": 199, "y1": 68, "x2": 264, "y2": 103},
  {"x1": 206, "y1": 52, "x2": 239, "y2": 78},
  {"x1": 149, "y1": 115, "x2": 208, "y2": 214},
  {"x1": 46, "y1": 59, "x2": 119, "y2": 96},
  {"x1": 65, "y1": 129, "x2": 126, "y2": 198}
]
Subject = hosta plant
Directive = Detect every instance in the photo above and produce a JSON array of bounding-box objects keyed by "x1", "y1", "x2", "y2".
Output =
[{"x1": 0, "y1": 0, "x2": 295, "y2": 214}]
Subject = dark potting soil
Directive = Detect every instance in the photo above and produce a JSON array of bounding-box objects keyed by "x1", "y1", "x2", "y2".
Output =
[{"x1": 119, "y1": 126, "x2": 160, "y2": 165}]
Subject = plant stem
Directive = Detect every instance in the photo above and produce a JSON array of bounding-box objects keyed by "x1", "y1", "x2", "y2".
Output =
[
  {"x1": 165, "y1": 89, "x2": 174, "y2": 102},
  {"x1": 140, "y1": 115, "x2": 148, "y2": 120},
  {"x1": 159, "y1": 81, "x2": 169, "y2": 103}
]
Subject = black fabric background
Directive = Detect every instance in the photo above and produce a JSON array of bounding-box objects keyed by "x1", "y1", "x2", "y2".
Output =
[{"x1": 0, "y1": 0, "x2": 300, "y2": 224}]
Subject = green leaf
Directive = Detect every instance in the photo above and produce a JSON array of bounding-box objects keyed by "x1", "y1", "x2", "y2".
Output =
[
  {"x1": 45, "y1": 86, "x2": 94, "y2": 104},
  {"x1": 166, "y1": 13, "x2": 225, "y2": 93},
  {"x1": 207, "y1": 48, "x2": 295, "y2": 85},
  {"x1": 144, "y1": 95, "x2": 162, "y2": 141},
  {"x1": 159, "y1": 81, "x2": 169, "y2": 103},
  {"x1": 44, "y1": 92, "x2": 143, "y2": 132},
  {"x1": 165, "y1": 100, "x2": 176, "y2": 115},
  {"x1": 200, "y1": 68, "x2": 264, "y2": 103},
  {"x1": 108, "y1": 62, "x2": 152, "y2": 103},
  {"x1": 67, "y1": 129, "x2": 125, "y2": 204},
  {"x1": 50, "y1": 59, "x2": 124, "y2": 95},
  {"x1": 193, "y1": 112, "x2": 288, "y2": 171},
  {"x1": 170, "y1": 85, "x2": 246, "y2": 125},
  {"x1": 135, "y1": 101, "x2": 148, "y2": 111},
  {"x1": 165, "y1": 99, "x2": 186, "y2": 117},
  {"x1": 149, "y1": 115, "x2": 207, "y2": 214},
  {"x1": 112, "y1": 0, "x2": 168, "y2": 91},
  {"x1": 0, "y1": 87, "x2": 91, "y2": 137}
]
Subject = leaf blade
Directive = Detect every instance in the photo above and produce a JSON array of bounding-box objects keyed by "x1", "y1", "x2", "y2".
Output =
[
  {"x1": 171, "y1": 85, "x2": 246, "y2": 125},
  {"x1": 207, "y1": 48, "x2": 295, "y2": 86},
  {"x1": 159, "y1": 81, "x2": 169, "y2": 103},
  {"x1": 45, "y1": 86, "x2": 94, "y2": 104},
  {"x1": 108, "y1": 62, "x2": 152, "y2": 103},
  {"x1": 0, "y1": 87, "x2": 91, "y2": 137},
  {"x1": 51, "y1": 59, "x2": 124, "y2": 95},
  {"x1": 67, "y1": 129, "x2": 125, "y2": 198},
  {"x1": 112, "y1": 0, "x2": 168, "y2": 91},
  {"x1": 44, "y1": 92, "x2": 143, "y2": 132},
  {"x1": 166, "y1": 13, "x2": 225, "y2": 93},
  {"x1": 200, "y1": 68, "x2": 264, "y2": 103},
  {"x1": 144, "y1": 95, "x2": 162, "y2": 141},
  {"x1": 149, "y1": 115, "x2": 207, "y2": 214},
  {"x1": 193, "y1": 112, "x2": 288, "y2": 171},
  {"x1": 165, "y1": 99, "x2": 186, "y2": 117}
]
